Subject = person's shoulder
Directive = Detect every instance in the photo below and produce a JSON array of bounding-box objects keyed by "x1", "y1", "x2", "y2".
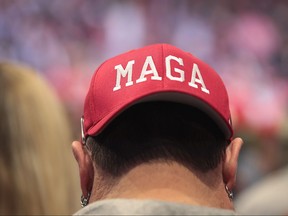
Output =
[
  {"x1": 235, "y1": 165, "x2": 288, "y2": 215},
  {"x1": 74, "y1": 198, "x2": 237, "y2": 215}
]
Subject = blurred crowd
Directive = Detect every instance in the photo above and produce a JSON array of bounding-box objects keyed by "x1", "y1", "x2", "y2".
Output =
[{"x1": 0, "y1": 0, "x2": 287, "y2": 198}]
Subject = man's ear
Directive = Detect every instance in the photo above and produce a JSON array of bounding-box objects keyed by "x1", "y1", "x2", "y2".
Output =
[
  {"x1": 222, "y1": 137, "x2": 243, "y2": 190},
  {"x1": 72, "y1": 141, "x2": 94, "y2": 197}
]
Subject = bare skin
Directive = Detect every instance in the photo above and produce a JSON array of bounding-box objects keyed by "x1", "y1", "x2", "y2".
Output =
[{"x1": 72, "y1": 138, "x2": 243, "y2": 210}]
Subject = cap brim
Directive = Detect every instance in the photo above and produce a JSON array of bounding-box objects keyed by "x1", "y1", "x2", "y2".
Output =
[{"x1": 86, "y1": 91, "x2": 233, "y2": 140}]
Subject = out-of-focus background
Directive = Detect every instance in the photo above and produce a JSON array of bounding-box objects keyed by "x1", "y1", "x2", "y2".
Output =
[{"x1": 1, "y1": 0, "x2": 287, "y2": 204}]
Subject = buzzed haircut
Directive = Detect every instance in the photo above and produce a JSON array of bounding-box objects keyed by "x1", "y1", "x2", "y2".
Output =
[{"x1": 87, "y1": 102, "x2": 228, "y2": 177}]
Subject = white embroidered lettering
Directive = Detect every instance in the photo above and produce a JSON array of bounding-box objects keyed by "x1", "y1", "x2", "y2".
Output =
[
  {"x1": 113, "y1": 60, "x2": 135, "y2": 91},
  {"x1": 136, "y1": 56, "x2": 162, "y2": 83},
  {"x1": 188, "y1": 63, "x2": 210, "y2": 94},
  {"x1": 166, "y1": 55, "x2": 184, "y2": 82},
  {"x1": 113, "y1": 56, "x2": 210, "y2": 95}
]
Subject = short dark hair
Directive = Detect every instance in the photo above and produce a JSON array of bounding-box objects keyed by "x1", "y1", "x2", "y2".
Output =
[{"x1": 87, "y1": 102, "x2": 228, "y2": 177}]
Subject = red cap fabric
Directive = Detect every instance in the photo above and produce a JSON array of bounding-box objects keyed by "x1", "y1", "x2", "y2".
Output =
[{"x1": 83, "y1": 44, "x2": 233, "y2": 140}]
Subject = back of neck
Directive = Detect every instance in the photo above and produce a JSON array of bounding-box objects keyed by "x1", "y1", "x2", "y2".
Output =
[{"x1": 92, "y1": 161, "x2": 234, "y2": 210}]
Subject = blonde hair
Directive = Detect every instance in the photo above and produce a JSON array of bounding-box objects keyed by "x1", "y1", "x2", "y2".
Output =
[{"x1": 0, "y1": 62, "x2": 80, "y2": 214}]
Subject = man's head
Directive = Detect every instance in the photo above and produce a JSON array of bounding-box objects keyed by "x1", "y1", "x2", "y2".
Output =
[{"x1": 72, "y1": 44, "x2": 243, "y2": 209}]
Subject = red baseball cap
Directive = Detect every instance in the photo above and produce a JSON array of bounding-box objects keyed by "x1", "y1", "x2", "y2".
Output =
[{"x1": 82, "y1": 44, "x2": 233, "y2": 142}]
